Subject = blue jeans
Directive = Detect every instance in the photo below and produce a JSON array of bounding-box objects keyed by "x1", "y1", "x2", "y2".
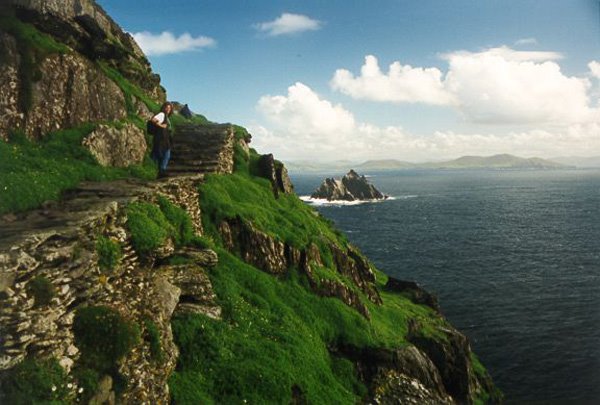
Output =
[{"x1": 158, "y1": 149, "x2": 171, "y2": 172}]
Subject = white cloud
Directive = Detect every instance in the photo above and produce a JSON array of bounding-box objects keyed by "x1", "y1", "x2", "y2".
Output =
[
  {"x1": 515, "y1": 37, "x2": 538, "y2": 46},
  {"x1": 589, "y1": 61, "x2": 600, "y2": 79},
  {"x1": 253, "y1": 82, "x2": 600, "y2": 162},
  {"x1": 131, "y1": 31, "x2": 215, "y2": 56},
  {"x1": 253, "y1": 13, "x2": 322, "y2": 37},
  {"x1": 257, "y1": 82, "x2": 355, "y2": 137},
  {"x1": 443, "y1": 47, "x2": 592, "y2": 124},
  {"x1": 331, "y1": 47, "x2": 596, "y2": 125},
  {"x1": 330, "y1": 55, "x2": 456, "y2": 105}
]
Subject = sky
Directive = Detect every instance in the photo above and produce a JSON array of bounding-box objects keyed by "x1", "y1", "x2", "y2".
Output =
[{"x1": 97, "y1": 0, "x2": 600, "y2": 162}]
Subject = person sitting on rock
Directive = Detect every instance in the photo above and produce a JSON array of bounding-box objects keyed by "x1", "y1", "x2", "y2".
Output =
[{"x1": 149, "y1": 102, "x2": 174, "y2": 178}]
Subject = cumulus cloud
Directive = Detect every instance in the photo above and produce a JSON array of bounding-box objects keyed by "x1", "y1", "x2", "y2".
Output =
[
  {"x1": 331, "y1": 55, "x2": 456, "y2": 105},
  {"x1": 515, "y1": 37, "x2": 538, "y2": 46},
  {"x1": 331, "y1": 47, "x2": 596, "y2": 125},
  {"x1": 253, "y1": 82, "x2": 600, "y2": 161},
  {"x1": 589, "y1": 61, "x2": 600, "y2": 79},
  {"x1": 443, "y1": 47, "x2": 592, "y2": 124},
  {"x1": 253, "y1": 13, "x2": 322, "y2": 36},
  {"x1": 131, "y1": 31, "x2": 215, "y2": 56}
]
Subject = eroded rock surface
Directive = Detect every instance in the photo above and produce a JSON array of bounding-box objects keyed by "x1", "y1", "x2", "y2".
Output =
[{"x1": 82, "y1": 123, "x2": 147, "y2": 167}]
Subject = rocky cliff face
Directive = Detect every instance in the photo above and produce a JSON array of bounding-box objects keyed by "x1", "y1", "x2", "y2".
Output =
[
  {"x1": 311, "y1": 169, "x2": 386, "y2": 201},
  {"x1": 0, "y1": 0, "x2": 164, "y2": 141}
]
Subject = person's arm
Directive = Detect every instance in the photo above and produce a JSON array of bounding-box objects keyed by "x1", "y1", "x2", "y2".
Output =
[{"x1": 151, "y1": 113, "x2": 168, "y2": 128}]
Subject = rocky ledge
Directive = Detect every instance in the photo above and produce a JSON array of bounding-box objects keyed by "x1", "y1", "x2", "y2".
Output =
[{"x1": 311, "y1": 169, "x2": 387, "y2": 201}]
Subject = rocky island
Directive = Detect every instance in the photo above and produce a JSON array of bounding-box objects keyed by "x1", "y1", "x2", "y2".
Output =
[
  {"x1": 311, "y1": 170, "x2": 388, "y2": 201},
  {"x1": 0, "y1": 1, "x2": 500, "y2": 404}
]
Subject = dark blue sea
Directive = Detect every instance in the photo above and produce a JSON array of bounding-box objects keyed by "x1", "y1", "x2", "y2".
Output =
[{"x1": 290, "y1": 169, "x2": 600, "y2": 403}]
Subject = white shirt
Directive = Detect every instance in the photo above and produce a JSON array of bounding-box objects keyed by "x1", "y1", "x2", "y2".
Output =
[{"x1": 153, "y1": 112, "x2": 166, "y2": 124}]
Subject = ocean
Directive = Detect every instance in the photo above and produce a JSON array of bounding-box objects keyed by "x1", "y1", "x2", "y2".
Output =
[{"x1": 290, "y1": 169, "x2": 600, "y2": 403}]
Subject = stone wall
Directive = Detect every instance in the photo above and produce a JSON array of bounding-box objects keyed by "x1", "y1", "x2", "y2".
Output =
[{"x1": 0, "y1": 174, "x2": 218, "y2": 403}]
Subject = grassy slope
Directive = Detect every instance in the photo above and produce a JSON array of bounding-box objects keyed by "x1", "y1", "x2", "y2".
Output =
[{"x1": 168, "y1": 149, "x2": 457, "y2": 404}]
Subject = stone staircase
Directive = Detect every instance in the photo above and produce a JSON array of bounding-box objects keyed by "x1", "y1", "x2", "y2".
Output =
[{"x1": 168, "y1": 123, "x2": 236, "y2": 175}]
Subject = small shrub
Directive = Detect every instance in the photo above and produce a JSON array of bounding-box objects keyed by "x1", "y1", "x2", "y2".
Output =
[
  {"x1": 73, "y1": 306, "x2": 140, "y2": 372},
  {"x1": 27, "y1": 275, "x2": 55, "y2": 307},
  {"x1": 96, "y1": 235, "x2": 122, "y2": 272},
  {"x1": 0, "y1": 357, "x2": 69, "y2": 403},
  {"x1": 73, "y1": 367, "x2": 100, "y2": 402},
  {"x1": 126, "y1": 202, "x2": 171, "y2": 254},
  {"x1": 144, "y1": 318, "x2": 164, "y2": 362}
]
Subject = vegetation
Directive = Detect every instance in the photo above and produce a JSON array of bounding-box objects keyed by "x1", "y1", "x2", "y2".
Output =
[
  {"x1": 0, "y1": 357, "x2": 70, "y2": 404},
  {"x1": 168, "y1": 144, "x2": 459, "y2": 404},
  {"x1": 27, "y1": 275, "x2": 55, "y2": 307},
  {"x1": 126, "y1": 197, "x2": 196, "y2": 255},
  {"x1": 199, "y1": 155, "x2": 348, "y2": 262},
  {"x1": 144, "y1": 318, "x2": 164, "y2": 363},
  {"x1": 169, "y1": 248, "x2": 446, "y2": 403},
  {"x1": 96, "y1": 235, "x2": 123, "y2": 273},
  {"x1": 126, "y1": 202, "x2": 171, "y2": 254},
  {"x1": 73, "y1": 306, "x2": 140, "y2": 373},
  {"x1": 157, "y1": 196, "x2": 194, "y2": 246},
  {"x1": 0, "y1": 124, "x2": 157, "y2": 215},
  {"x1": 97, "y1": 61, "x2": 159, "y2": 116}
]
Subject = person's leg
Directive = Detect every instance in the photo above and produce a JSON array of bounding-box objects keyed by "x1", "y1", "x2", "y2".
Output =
[{"x1": 160, "y1": 149, "x2": 171, "y2": 172}]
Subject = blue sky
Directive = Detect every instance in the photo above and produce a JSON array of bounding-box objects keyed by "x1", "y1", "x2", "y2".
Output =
[{"x1": 98, "y1": 0, "x2": 600, "y2": 162}]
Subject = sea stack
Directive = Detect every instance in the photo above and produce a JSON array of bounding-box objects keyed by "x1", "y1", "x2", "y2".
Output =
[{"x1": 311, "y1": 170, "x2": 387, "y2": 201}]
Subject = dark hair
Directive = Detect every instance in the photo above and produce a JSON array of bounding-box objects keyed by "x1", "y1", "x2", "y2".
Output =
[{"x1": 160, "y1": 102, "x2": 173, "y2": 116}]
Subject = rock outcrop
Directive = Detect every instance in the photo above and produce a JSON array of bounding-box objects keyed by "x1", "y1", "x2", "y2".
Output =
[
  {"x1": 311, "y1": 169, "x2": 386, "y2": 201},
  {"x1": 257, "y1": 153, "x2": 294, "y2": 197},
  {"x1": 82, "y1": 123, "x2": 147, "y2": 167},
  {"x1": 217, "y1": 217, "x2": 381, "y2": 318},
  {"x1": 0, "y1": 0, "x2": 165, "y2": 140},
  {"x1": 0, "y1": 35, "x2": 127, "y2": 140},
  {"x1": 385, "y1": 276, "x2": 441, "y2": 314}
]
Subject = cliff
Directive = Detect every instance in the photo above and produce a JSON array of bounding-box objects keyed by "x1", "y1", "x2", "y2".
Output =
[{"x1": 0, "y1": 2, "x2": 501, "y2": 404}]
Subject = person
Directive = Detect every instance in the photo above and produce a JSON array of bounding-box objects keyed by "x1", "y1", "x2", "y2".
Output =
[{"x1": 149, "y1": 102, "x2": 173, "y2": 178}]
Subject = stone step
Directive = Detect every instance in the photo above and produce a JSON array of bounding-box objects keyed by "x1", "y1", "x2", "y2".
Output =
[{"x1": 168, "y1": 165, "x2": 220, "y2": 174}]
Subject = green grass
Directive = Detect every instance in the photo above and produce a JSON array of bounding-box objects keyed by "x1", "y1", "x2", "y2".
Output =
[
  {"x1": 0, "y1": 357, "x2": 70, "y2": 404},
  {"x1": 73, "y1": 306, "x2": 140, "y2": 373},
  {"x1": 97, "y1": 61, "x2": 160, "y2": 116},
  {"x1": 0, "y1": 124, "x2": 157, "y2": 215},
  {"x1": 199, "y1": 166, "x2": 347, "y2": 258},
  {"x1": 96, "y1": 236, "x2": 123, "y2": 273},
  {"x1": 167, "y1": 146, "x2": 498, "y2": 403},
  {"x1": 126, "y1": 202, "x2": 171, "y2": 255},
  {"x1": 169, "y1": 249, "x2": 449, "y2": 404},
  {"x1": 126, "y1": 197, "x2": 198, "y2": 255},
  {"x1": 144, "y1": 318, "x2": 164, "y2": 363}
]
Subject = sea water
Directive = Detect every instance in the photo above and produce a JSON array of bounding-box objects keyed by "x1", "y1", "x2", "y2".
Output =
[{"x1": 291, "y1": 169, "x2": 600, "y2": 402}]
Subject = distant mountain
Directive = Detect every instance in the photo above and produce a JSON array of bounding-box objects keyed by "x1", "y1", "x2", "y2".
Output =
[
  {"x1": 285, "y1": 154, "x2": 569, "y2": 172},
  {"x1": 422, "y1": 154, "x2": 568, "y2": 169},
  {"x1": 284, "y1": 160, "x2": 358, "y2": 173},
  {"x1": 356, "y1": 159, "x2": 414, "y2": 170},
  {"x1": 550, "y1": 156, "x2": 600, "y2": 168}
]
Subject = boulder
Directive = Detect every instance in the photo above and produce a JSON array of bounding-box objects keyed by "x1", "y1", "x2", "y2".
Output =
[{"x1": 82, "y1": 123, "x2": 147, "y2": 167}]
